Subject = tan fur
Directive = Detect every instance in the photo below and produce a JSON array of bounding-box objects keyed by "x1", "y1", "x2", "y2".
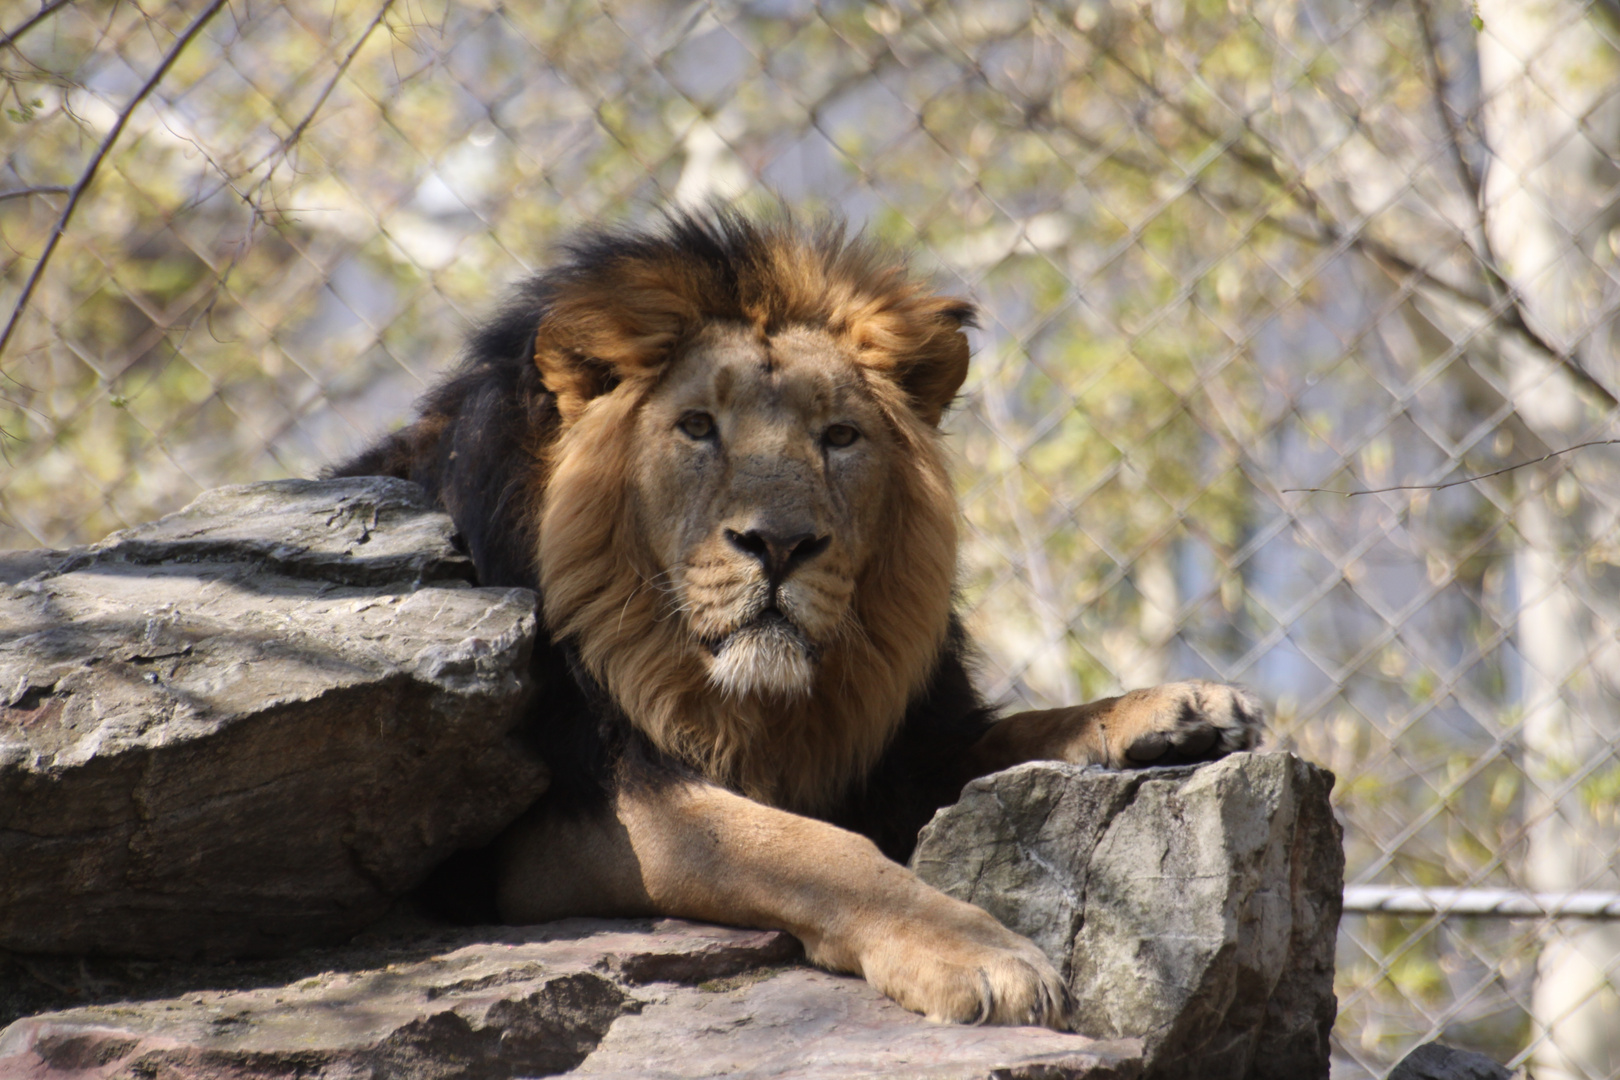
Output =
[
  {"x1": 969, "y1": 680, "x2": 1264, "y2": 774},
  {"x1": 532, "y1": 235, "x2": 964, "y2": 813},
  {"x1": 498, "y1": 778, "x2": 1069, "y2": 1027},
  {"x1": 483, "y1": 216, "x2": 1264, "y2": 1031},
  {"x1": 532, "y1": 221, "x2": 971, "y2": 427}
]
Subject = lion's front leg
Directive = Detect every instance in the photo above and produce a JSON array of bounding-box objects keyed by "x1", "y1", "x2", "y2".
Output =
[
  {"x1": 968, "y1": 679, "x2": 1265, "y2": 775},
  {"x1": 496, "y1": 779, "x2": 1071, "y2": 1029}
]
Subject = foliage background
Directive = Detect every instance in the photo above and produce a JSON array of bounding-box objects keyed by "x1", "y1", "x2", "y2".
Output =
[{"x1": 3, "y1": 1, "x2": 1619, "y2": 1076}]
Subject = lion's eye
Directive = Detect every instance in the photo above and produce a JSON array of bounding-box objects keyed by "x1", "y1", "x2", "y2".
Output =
[
  {"x1": 679, "y1": 412, "x2": 716, "y2": 440},
  {"x1": 823, "y1": 423, "x2": 860, "y2": 448}
]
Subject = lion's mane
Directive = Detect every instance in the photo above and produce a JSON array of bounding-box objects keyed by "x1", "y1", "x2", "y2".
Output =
[{"x1": 334, "y1": 209, "x2": 996, "y2": 857}]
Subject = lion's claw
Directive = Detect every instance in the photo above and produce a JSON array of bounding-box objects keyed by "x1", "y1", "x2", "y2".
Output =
[
  {"x1": 857, "y1": 891, "x2": 1072, "y2": 1030},
  {"x1": 1108, "y1": 679, "x2": 1264, "y2": 767},
  {"x1": 1127, "y1": 720, "x2": 1220, "y2": 762}
]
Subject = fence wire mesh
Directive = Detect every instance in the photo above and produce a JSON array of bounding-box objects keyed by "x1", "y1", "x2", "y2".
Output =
[{"x1": 3, "y1": 0, "x2": 1619, "y2": 1075}]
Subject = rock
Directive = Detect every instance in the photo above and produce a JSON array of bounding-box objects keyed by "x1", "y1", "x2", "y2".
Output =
[
  {"x1": 911, "y1": 752, "x2": 1343, "y2": 1080},
  {"x1": 0, "y1": 919, "x2": 1147, "y2": 1079},
  {"x1": 0, "y1": 478, "x2": 549, "y2": 958},
  {"x1": 1, "y1": 482, "x2": 1341, "y2": 1075},
  {"x1": 1389, "y1": 1042, "x2": 1518, "y2": 1080},
  {"x1": 0, "y1": 548, "x2": 67, "y2": 587},
  {"x1": 46, "y1": 479, "x2": 484, "y2": 587}
]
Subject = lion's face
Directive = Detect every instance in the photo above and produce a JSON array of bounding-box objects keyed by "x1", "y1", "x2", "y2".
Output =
[
  {"x1": 628, "y1": 322, "x2": 894, "y2": 699},
  {"x1": 528, "y1": 213, "x2": 971, "y2": 807}
]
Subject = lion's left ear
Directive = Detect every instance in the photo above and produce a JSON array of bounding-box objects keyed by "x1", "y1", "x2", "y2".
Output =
[{"x1": 881, "y1": 299, "x2": 976, "y2": 427}]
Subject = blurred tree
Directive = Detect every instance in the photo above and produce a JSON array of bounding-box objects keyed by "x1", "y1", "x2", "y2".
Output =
[
  {"x1": 3, "y1": 1, "x2": 1618, "y2": 1072},
  {"x1": 1478, "y1": 1, "x2": 1620, "y2": 1075}
]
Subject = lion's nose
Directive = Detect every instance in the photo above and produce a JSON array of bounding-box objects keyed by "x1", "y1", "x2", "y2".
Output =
[{"x1": 725, "y1": 528, "x2": 831, "y2": 583}]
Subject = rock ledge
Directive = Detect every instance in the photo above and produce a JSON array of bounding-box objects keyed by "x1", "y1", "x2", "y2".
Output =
[
  {"x1": 0, "y1": 919, "x2": 1145, "y2": 1080},
  {"x1": 0, "y1": 478, "x2": 549, "y2": 957}
]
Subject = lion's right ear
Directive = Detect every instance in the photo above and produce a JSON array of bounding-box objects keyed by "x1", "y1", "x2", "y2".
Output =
[
  {"x1": 534, "y1": 346, "x2": 621, "y2": 425},
  {"x1": 534, "y1": 256, "x2": 707, "y2": 423}
]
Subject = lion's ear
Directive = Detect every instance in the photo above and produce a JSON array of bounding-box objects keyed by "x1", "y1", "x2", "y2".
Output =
[
  {"x1": 534, "y1": 257, "x2": 707, "y2": 423},
  {"x1": 893, "y1": 299, "x2": 976, "y2": 427},
  {"x1": 534, "y1": 347, "x2": 622, "y2": 424}
]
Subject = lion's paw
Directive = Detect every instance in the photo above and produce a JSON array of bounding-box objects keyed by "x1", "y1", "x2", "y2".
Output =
[
  {"x1": 857, "y1": 894, "x2": 1070, "y2": 1029},
  {"x1": 1108, "y1": 679, "x2": 1264, "y2": 767}
]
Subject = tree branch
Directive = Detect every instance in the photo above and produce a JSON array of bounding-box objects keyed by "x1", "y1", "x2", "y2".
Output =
[
  {"x1": 1412, "y1": 0, "x2": 1510, "y2": 308},
  {"x1": 192, "y1": 0, "x2": 395, "y2": 336},
  {"x1": 0, "y1": 0, "x2": 230, "y2": 366},
  {"x1": 1083, "y1": 28, "x2": 1620, "y2": 412},
  {"x1": 1282, "y1": 439, "x2": 1620, "y2": 497},
  {"x1": 0, "y1": 185, "x2": 68, "y2": 202},
  {"x1": 1413, "y1": 0, "x2": 1488, "y2": 216},
  {"x1": 255, "y1": 0, "x2": 395, "y2": 178},
  {"x1": 1055, "y1": 116, "x2": 1526, "y2": 350},
  {"x1": 0, "y1": 0, "x2": 72, "y2": 53},
  {"x1": 1409, "y1": 0, "x2": 1618, "y2": 412}
]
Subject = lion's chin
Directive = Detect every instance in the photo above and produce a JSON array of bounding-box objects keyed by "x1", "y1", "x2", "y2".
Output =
[{"x1": 705, "y1": 616, "x2": 816, "y2": 700}]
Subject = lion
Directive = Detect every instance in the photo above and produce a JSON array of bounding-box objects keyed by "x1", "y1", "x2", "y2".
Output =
[{"x1": 332, "y1": 209, "x2": 1262, "y2": 1029}]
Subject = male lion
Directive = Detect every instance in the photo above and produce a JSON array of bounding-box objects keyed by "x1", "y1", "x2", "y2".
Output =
[{"x1": 333, "y1": 209, "x2": 1262, "y2": 1029}]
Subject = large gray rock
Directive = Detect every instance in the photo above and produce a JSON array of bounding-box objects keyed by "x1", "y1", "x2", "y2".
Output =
[
  {"x1": 1389, "y1": 1042, "x2": 1519, "y2": 1080},
  {"x1": 0, "y1": 919, "x2": 1146, "y2": 1079},
  {"x1": 911, "y1": 753, "x2": 1342, "y2": 1080},
  {"x1": 0, "y1": 478, "x2": 548, "y2": 957}
]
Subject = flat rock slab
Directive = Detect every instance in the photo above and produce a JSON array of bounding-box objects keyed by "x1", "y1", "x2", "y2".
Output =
[
  {"x1": 912, "y1": 752, "x2": 1343, "y2": 1080},
  {"x1": 0, "y1": 478, "x2": 549, "y2": 957},
  {"x1": 0, "y1": 919, "x2": 1145, "y2": 1080}
]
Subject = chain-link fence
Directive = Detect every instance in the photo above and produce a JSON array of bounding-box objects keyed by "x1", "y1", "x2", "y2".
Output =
[{"x1": 4, "y1": 0, "x2": 1619, "y2": 1075}]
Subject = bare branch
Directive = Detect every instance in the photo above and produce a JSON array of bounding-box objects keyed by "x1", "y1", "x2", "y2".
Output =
[
  {"x1": 0, "y1": 0, "x2": 72, "y2": 53},
  {"x1": 260, "y1": 0, "x2": 395, "y2": 177},
  {"x1": 1413, "y1": 0, "x2": 1488, "y2": 209},
  {"x1": 0, "y1": 185, "x2": 68, "y2": 202},
  {"x1": 1084, "y1": 27, "x2": 1620, "y2": 412},
  {"x1": 153, "y1": 0, "x2": 397, "y2": 255},
  {"x1": 192, "y1": 0, "x2": 395, "y2": 338},
  {"x1": 1407, "y1": 0, "x2": 1619, "y2": 412},
  {"x1": 0, "y1": 0, "x2": 230, "y2": 366},
  {"x1": 1043, "y1": 113, "x2": 1497, "y2": 326},
  {"x1": 1411, "y1": 0, "x2": 1515, "y2": 312},
  {"x1": 1283, "y1": 439, "x2": 1620, "y2": 497}
]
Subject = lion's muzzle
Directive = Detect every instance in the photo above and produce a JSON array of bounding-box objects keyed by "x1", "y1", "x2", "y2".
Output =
[{"x1": 706, "y1": 607, "x2": 818, "y2": 699}]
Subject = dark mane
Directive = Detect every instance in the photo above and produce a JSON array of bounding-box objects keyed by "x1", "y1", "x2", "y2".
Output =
[
  {"x1": 327, "y1": 271, "x2": 555, "y2": 589},
  {"x1": 329, "y1": 209, "x2": 995, "y2": 901}
]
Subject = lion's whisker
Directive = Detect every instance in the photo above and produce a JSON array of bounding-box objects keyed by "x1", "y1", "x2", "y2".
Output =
[{"x1": 621, "y1": 566, "x2": 684, "y2": 632}]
